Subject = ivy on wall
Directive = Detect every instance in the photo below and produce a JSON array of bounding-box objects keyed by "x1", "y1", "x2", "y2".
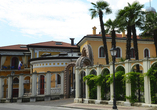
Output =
[
  {"x1": 145, "y1": 63, "x2": 157, "y2": 104},
  {"x1": 124, "y1": 72, "x2": 144, "y2": 103}
]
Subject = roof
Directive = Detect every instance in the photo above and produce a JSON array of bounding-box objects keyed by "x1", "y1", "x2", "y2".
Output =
[
  {"x1": 0, "y1": 44, "x2": 28, "y2": 51},
  {"x1": 77, "y1": 33, "x2": 154, "y2": 45},
  {"x1": 146, "y1": 7, "x2": 156, "y2": 13},
  {"x1": 27, "y1": 40, "x2": 78, "y2": 49}
]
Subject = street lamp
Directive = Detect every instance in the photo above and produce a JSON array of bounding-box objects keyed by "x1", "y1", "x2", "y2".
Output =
[
  {"x1": 11, "y1": 71, "x2": 15, "y2": 103},
  {"x1": 110, "y1": 47, "x2": 117, "y2": 110}
]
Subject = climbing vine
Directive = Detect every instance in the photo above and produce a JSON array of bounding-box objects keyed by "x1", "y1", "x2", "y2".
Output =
[
  {"x1": 145, "y1": 63, "x2": 157, "y2": 104},
  {"x1": 124, "y1": 72, "x2": 144, "y2": 103},
  {"x1": 108, "y1": 66, "x2": 125, "y2": 101}
]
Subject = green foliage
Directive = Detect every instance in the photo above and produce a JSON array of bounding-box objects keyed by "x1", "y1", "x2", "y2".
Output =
[
  {"x1": 108, "y1": 69, "x2": 126, "y2": 100},
  {"x1": 145, "y1": 63, "x2": 157, "y2": 104},
  {"x1": 124, "y1": 72, "x2": 144, "y2": 103}
]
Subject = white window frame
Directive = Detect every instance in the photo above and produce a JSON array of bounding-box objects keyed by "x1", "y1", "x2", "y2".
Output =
[
  {"x1": 116, "y1": 46, "x2": 122, "y2": 58},
  {"x1": 143, "y1": 48, "x2": 150, "y2": 58},
  {"x1": 98, "y1": 45, "x2": 106, "y2": 58}
]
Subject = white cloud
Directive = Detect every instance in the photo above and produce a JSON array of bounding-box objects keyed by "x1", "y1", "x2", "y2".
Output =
[{"x1": 0, "y1": 0, "x2": 150, "y2": 43}]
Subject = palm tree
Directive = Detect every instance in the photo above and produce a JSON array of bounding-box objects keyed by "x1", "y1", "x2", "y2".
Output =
[
  {"x1": 117, "y1": 8, "x2": 132, "y2": 60},
  {"x1": 117, "y1": 1, "x2": 144, "y2": 102},
  {"x1": 104, "y1": 19, "x2": 124, "y2": 49},
  {"x1": 141, "y1": 12, "x2": 157, "y2": 57},
  {"x1": 89, "y1": 1, "x2": 112, "y2": 64}
]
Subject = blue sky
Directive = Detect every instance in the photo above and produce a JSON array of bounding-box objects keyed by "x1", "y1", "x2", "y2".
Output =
[{"x1": 0, "y1": 0, "x2": 156, "y2": 47}]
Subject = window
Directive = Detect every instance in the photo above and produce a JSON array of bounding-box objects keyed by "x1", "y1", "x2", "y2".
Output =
[
  {"x1": 13, "y1": 78, "x2": 19, "y2": 84},
  {"x1": 130, "y1": 48, "x2": 135, "y2": 58},
  {"x1": 11, "y1": 57, "x2": 18, "y2": 69},
  {"x1": 144, "y1": 49, "x2": 149, "y2": 58},
  {"x1": 57, "y1": 74, "x2": 61, "y2": 84},
  {"x1": 99, "y1": 47, "x2": 105, "y2": 57},
  {"x1": 116, "y1": 47, "x2": 121, "y2": 58}
]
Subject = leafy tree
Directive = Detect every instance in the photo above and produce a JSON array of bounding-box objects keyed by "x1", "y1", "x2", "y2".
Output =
[
  {"x1": 141, "y1": 12, "x2": 157, "y2": 57},
  {"x1": 89, "y1": 1, "x2": 112, "y2": 64}
]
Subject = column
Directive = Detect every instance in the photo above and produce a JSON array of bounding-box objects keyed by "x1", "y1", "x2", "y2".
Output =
[
  {"x1": 45, "y1": 72, "x2": 51, "y2": 101},
  {"x1": 108, "y1": 63, "x2": 113, "y2": 104},
  {"x1": 74, "y1": 67, "x2": 79, "y2": 103},
  {"x1": 7, "y1": 76, "x2": 12, "y2": 99},
  {"x1": 17, "y1": 74, "x2": 24, "y2": 102},
  {"x1": 84, "y1": 67, "x2": 89, "y2": 104},
  {"x1": 18, "y1": 74, "x2": 24, "y2": 97},
  {"x1": 95, "y1": 65, "x2": 101, "y2": 104},
  {"x1": 30, "y1": 73, "x2": 37, "y2": 102},
  {"x1": 60, "y1": 72, "x2": 64, "y2": 94},
  {"x1": 0, "y1": 77, "x2": 3, "y2": 98},
  {"x1": 143, "y1": 58, "x2": 151, "y2": 104},
  {"x1": 124, "y1": 60, "x2": 131, "y2": 106}
]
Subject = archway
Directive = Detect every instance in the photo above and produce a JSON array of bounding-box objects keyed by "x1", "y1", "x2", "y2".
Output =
[
  {"x1": 64, "y1": 62, "x2": 75, "y2": 98},
  {"x1": 13, "y1": 77, "x2": 19, "y2": 97},
  {"x1": 11, "y1": 57, "x2": 18, "y2": 69},
  {"x1": 81, "y1": 44, "x2": 94, "y2": 66},
  {"x1": 148, "y1": 62, "x2": 157, "y2": 104},
  {"x1": 115, "y1": 66, "x2": 125, "y2": 101},
  {"x1": 79, "y1": 71, "x2": 86, "y2": 100},
  {"x1": 23, "y1": 76, "x2": 31, "y2": 96},
  {"x1": 130, "y1": 64, "x2": 144, "y2": 102},
  {"x1": 101, "y1": 68, "x2": 110, "y2": 100},
  {"x1": 89, "y1": 69, "x2": 97, "y2": 99}
]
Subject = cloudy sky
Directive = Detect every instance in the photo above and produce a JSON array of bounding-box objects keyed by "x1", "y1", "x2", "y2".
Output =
[{"x1": 0, "y1": 0, "x2": 156, "y2": 46}]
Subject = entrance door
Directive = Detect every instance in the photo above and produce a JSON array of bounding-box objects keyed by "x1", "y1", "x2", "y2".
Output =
[
  {"x1": 40, "y1": 75, "x2": 44, "y2": 94},
  {"x1": 13, "y1": 89, "x2": 18, "y2": 97}
]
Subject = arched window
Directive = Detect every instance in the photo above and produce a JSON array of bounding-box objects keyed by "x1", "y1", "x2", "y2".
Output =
[
  {"x1": 116, "y1": 47, "x2": 121, "y2": 58},
  {"x1": 130, "y1": 48, "x2": 135, "y2": 58},
  {"x1": 99, "y1": 47, "x2": 105, "y2": 57},
  {"x1": 11, "y1": 57, "x2": 18, "y2": 69},
  {"x1": 57, "y1": 74, "x2": 61, "y2": 84},
  {"x1": 13, "y1": 78, "x2": 19, "y2": 84},
  {"x1": 144, "y1": 48, "x2": 149, "y2": 58}
]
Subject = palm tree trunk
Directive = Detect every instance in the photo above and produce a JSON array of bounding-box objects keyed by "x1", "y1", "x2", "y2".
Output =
[
  {"x1": 153, "y1": 30, "x2": 157, "y2": 57},
  {"x1": 111, "y1": 30, "x2": 116, "y2": 48},
  {"x1": 126, "y1": 26, "x2": 131, "y2": 60},
  {"x1": 132, "y1": 25, "x2": 141, "y2": 102},
  {"x1": 99, "y1": 11, "x2": 109, "y2": 64}
]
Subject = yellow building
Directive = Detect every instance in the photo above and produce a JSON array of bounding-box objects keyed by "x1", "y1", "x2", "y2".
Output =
[{"x1": 0, "y1": 27, "x2": 156, "y2": 102}]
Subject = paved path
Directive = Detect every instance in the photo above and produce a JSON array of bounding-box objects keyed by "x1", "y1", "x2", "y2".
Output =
[
  {"x1": 0, "y1": 98, "x2": 156, "y2": 110},
  {"x1": 62, "y1": 103, "x2": 155, "y2": 110}
]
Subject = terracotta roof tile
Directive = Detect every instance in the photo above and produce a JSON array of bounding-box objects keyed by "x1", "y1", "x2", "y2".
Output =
[
  {"x1": 86, "y1": 34, "x2": 141, "y2": 39},
  {"x1": 0, "y1": 44, "x2": 28, "y2": 51},
  {"x1": 28, "y1": 40, "x2": 78, "y2": 48}
]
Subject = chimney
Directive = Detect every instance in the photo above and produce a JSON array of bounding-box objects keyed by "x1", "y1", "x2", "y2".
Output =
[
  {"x1": 70, "y1": 38, "x2": 75, "y2": 45},
  {"x1": 122, "y1": 30, "x2": 125, "y2": 37},
  {"x1": 92, "y1": 26, "x2": 97, "y2": 35}
]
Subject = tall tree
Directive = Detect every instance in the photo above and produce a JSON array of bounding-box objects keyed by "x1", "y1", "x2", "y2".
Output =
[
  {"x1": 141, "y1": 12, "x2": 157, "y2": 57},
  {"x1": 89, "y1": 1, "x2": 112, "y2": 64},
  {"x1": 104, "y1": 19, "x2": 124, "y2": 49},
  {"x1": 117, "y1": 8, "x2": 132, "y2": 60}
]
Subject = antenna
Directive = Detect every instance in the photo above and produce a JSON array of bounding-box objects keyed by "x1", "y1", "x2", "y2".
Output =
[{"x1": 149, "y1": 0, "x2": 151, "y2": 7}]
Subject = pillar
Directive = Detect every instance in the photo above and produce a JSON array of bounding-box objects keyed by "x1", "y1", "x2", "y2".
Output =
[
  {"x1": 84, "y1": 67, "x2": 89, "y2": 103},
  {"x1": 95, "y1": 65, "x2": 101, "y2": 104},
  {"x1": 45, "y1": 72, "x2": 51, "y2": 101},
  {"x1": 108, "y1": 63, "x2": 113, "y2": 104},
  {"x1": 143, "y1": 58, "x2": 151, "y2": 104},
  {"x1": 30, "y1": 73, "x2": 37, "y2": 102},
  {"x1": 74, "y1": 67, "x2": 79, "y2": 103},
  {"x1": 7, "y1": 76, "x2": 12, "y2": 99},
  {"x1": 17, "y1": 74, "x2": 24, "y2": 102},
  {"x1": 18, "y1": 74, "x2": 24, "y2": 97},
  {"x1": 124, "y1": 60, "x2": 131, "y2": 106},
  {"x1": 0, "y1": 77, "x2": 3, "y2": 98},
  {"x1": 60, "y1": 72, "x2": 64, "y2": 95}
]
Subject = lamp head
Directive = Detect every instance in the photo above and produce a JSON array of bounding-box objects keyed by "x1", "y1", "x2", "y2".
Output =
[{"x1": 110, "y1": 47, "x2": 117, "y2": 57}]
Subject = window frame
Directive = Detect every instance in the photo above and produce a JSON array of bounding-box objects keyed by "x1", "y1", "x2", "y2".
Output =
[
  {"x1": 98, "y1": 46, "x2": 106, "y2": 58},
  {"x1": 143, "y1": 48, "x2": 150, "y2": 58}
]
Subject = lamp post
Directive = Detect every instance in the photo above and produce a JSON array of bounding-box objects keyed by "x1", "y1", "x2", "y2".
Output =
[
  {"x1": 11, "y1": 71, "x2": 15, "y2": 103},
  {"x1": 110, "y1": 47, "x2": 117, "y2": 110}
]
